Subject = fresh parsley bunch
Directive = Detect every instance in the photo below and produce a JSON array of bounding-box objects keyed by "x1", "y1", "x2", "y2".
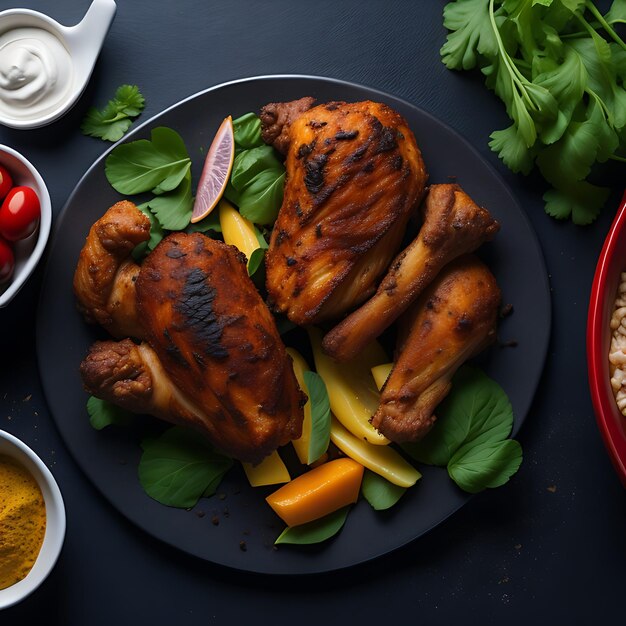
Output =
[{"x1": 441, "y1": 0, "x2": 626, "y2": 224}]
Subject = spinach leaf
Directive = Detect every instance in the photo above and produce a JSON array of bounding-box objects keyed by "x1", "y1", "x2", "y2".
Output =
[
  {"x1": 403, "y1": 366, "x2": 522, "y2": 493},
  {"x1": 274, "y1": 506, "x2": 350, "y2": 545},
  {"x1": 448, "y1": 439, "x2": 523, "y2": 494},
  {"x1": 361, "y1": 470, "x2": 407, "y2": 511},
  {"x1": 105, "y1": 126, "x2": 192, "y2": 196},
  {"x1": 138, "y1": 426, "x2": 233, "y2": 508},
  {"x1": 146, "y1": 168, "x2": 193, "y2": 231},
  {"x1": 303, "y1": 370, "x2": 331, "y2": 464},
  {"x1": 86, "y1": 396, "x2": 133, "y2": 430}
]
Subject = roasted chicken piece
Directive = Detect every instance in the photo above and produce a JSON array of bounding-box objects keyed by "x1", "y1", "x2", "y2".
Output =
[
  {"x1": 81, "y1": 232, "x2": 304, "y2": 463},
  {"x1": 323, "y1": 184, "x2": 500, "y2": 362},
  {"x1": 372, "y1": 255, "x2": 501, "y2": 443},
  {"x1": 263, "y1": 99, "x2": 428, "y2": 325},
  {"x1": 73, "y1": 200, "x2": 149, "y2": 339}
]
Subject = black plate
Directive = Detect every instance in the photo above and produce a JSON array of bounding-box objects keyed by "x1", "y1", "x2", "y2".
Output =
[{"x1": 36, "y1": 75, "x2": 551, "y2": 575}]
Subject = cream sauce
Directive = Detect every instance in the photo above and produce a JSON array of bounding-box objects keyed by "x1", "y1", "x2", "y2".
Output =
[{"x1": 0, "y1": 27, "x2": 73, "y2": 121}]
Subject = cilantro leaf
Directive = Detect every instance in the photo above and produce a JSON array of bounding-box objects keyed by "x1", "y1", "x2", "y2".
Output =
[
  {"x1": 138, "y1": 426, "x2": 233, "y2": 509},
  {"x1": 81, "y1": 85, "x2": 145, "y2": 142}
]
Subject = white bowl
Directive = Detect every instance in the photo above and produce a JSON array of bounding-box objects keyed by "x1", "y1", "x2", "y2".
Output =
[
  {"x1": 0, "y1": 429, "x2": 65, "y2": 610},
  {"x1": 0, "y1": 145, "x2": 52, "y2": 307}
]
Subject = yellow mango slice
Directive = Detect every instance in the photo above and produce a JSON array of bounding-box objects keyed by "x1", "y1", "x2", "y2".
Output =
[
  {"x1": 308, "y1": 326, "x2": 389, "y2": 445},
  {"x1": 219, "y1": 199, "x2": 260, "y2": 263},
  {"x1": 242, "y1": 450, "x2": 291, "y2": 487},
  {"x1": 286, "y1": 348, "x2": 315, "y2": 464},
  {"x1": 266, "y1": 457, "x2": 364, "y2": 527},
  {"x1": 371, "y1": 362, "x2": 393, "y2": 391},
  {"x1": 330, "y1": 417, "x2": 421, "y2": 487}
]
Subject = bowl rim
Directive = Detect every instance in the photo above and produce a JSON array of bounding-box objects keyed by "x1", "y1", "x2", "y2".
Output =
[
  {"x1": 0, "y1": 144, "x2": 52, "y2": 308},
  {"x1": 587, "y1": 189, "x2": 626, "y2": 488},
  {"x1": 0, "y1": 429, "x2": 65, "y2": 610}
]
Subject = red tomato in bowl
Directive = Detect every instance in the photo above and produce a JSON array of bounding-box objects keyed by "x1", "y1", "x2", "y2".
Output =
[
  {"x1": 0, "y1": 165, "x2": 13, "y2": 201},
  {"x1": 0, "y1": 237, "x2": 14, "y2": 284},
  {"x1": 0, "y1": 186, "x2": 40, "y2": 241}
]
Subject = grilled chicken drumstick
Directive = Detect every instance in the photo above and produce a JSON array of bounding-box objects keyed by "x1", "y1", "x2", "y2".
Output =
[
  {"x1": 81, "y1": 232, "x2": 304, "y2": 463},
  {"x1": 372, "y1": 255, "x2": 501, "y2": 443},
  {"x1": 73, "y1": 200, "x2": 150, "y2": 339},
  {"x1": 263, "y1": 99, "x2": 428, "y2": 325},
  {"x1": 322, "y1": 184, "x2": 500, "y2": 362}
]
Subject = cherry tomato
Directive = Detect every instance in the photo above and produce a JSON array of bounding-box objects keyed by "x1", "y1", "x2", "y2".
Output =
[
  {"x1": 0, "y1": 165, "x2": 13, "y2": 201},
  {"x1": 0, "y1": 236, "x2": 14, "y2": 284},
  {"x1": 0, "y1": 186, "x2": 40, "y2": 242}
]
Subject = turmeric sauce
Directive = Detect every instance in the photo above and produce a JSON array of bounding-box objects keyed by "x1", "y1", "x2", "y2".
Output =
[{"x1": 0, "y1": 455, "x2": 46, "y2": 589}]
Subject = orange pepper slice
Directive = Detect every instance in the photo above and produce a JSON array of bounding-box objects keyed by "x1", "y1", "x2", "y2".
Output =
[{"x1": 266, "y1": 457, "x2": 364, "y2": 527}]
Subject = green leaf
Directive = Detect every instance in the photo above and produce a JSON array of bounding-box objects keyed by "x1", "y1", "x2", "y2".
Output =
[
  {"x1": 105, "y1": 127, "x2": 192, "y2": 196},
  {"x1": 230, "y1": 145, "x2": 284, "y2": 191},
  {"x1": 274, "y1": 506, "x2": 350, "y2": 545},
  {"x1": 606, "y1": 1, "x2": 626, "y2": 26},
  {"x1": 86, "y1": 396, "x2": 133, "y2": 430},
  {"x1": 132, "y1": 201, "x2": 165, "y2": 260},
  {"x1": 448, "y1": 439, "x2": 523, "y2": 493},
  {"x1": 185, "y1": 210, "x2": 222, "y2": 234},
  {"x1": 147, "y1": 169, "x2": 193, "y2": 231},
  {"x1": 81, "y1": 84, "x2": 145, "y2": 142},
  {"x1": 361, "y1": 470, "x2": 407, "y2": 511},
  {"x1": 303, "y1": 370, "x2": 331, "y2": 464},
  {"x1": 489, "y1": 125, "x2": 536, "y2": 174},
  {"x1": 247, "y1": 247, "x2": 266, "y2": 277},
  {"x1": 441, "y1": 0, "x2": 498, "y2": 70},
  {"x1": 232, "y1": 112, "x2": 263, "y2": 150},
  {"x1": 403, "y1": 366, "x2": 522, "y2": 494},
  {"x1": 543, "y1": 181, "x2": 609, "y2": 224},
  {"x1": 138, "y1": 426, "x2": 233, "y2": 508},
  {"x1": 237, "y1": 170, "x2": 285, "y2": 225}
]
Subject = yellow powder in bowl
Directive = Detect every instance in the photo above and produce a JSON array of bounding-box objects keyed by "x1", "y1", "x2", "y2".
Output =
[{"x1": 0, "y1": 454, "x2": 47, "y2": 589}]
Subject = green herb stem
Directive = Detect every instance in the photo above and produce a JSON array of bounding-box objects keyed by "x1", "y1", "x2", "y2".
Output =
[{"x1": 585, "y1": 0, "x2": 626, "y2": 52}]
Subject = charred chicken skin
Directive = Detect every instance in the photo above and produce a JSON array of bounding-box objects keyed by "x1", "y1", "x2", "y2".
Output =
[
  {"x1": 372, "y1": 255, "x2": 501, "y2": 443},
  {"x1": 80, "y1": 232, "x2": 304, "y2": 463},
  {"x1": 73, "y1": 200, "x2": 150, "y2": 340},
  {"x1": 263, "y1": 99, "x2": 428, "y2": 325},
  {"x1": 322, "y1": 183, "x2": 500, "y2": 362}
]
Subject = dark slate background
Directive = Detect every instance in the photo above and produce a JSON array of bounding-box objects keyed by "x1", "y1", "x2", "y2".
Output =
[{"x1": 0, "y1": 1, "x2": 623, "y2": 624}]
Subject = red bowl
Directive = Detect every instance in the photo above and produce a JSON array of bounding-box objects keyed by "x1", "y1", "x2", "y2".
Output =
[{"x1": 587, "y1": 189, "x2": 626, "y2": 487}]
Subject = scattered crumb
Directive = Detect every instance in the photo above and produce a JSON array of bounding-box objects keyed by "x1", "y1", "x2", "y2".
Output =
[
  {"x1": 514, "y1": 544, "x2": 522, "y2": 551},
  {"x1": 218, "y1": 492, "x2": 227, "y2": 501},
  {"x1": 500, "y1": 303, "x2": 514, "y2": 318},
  {"x1": 498, "y1": 575, "x2": 510, "y2": 585},
  {"x1": 239, "y1": 540, "x2": 247, "y2": 552},
  {"x1": 547, "y1": 484, "x2": 557, "y2": 493},
  {"x1": 195, "y1": 510, "x2": 205, "y2": 518},
  {"x1": 23, "y1": 394, "x2": 32, "y2": 402}
]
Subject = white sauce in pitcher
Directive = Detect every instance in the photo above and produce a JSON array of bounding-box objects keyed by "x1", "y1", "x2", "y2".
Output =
[{"x1": 0, "y1": 27, "x2": 73, "y2": 121}]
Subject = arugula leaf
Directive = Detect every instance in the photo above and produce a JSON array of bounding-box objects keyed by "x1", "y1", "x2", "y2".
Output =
[
  {"x1": 274, "y1": 506, "x2": 350, "y2": 545},
  {"x1": 81, "y1": 84, "x2": 145, "y2": 142},
  {"x1": 86, "y1": 396, "x2": 133, "y2": 430},
  {"x1": 303, "y1": 370, "x2": 331, "y2": 464},
  {"x1": 138, "y1": 426, "x2": 233, "y2": 508},
  {"x1": 105, "y1": 127, "x2": 192, "y2": 196},
  {"x1": 361, "y1": 470, "x2": 407, "y2": 511},
  {"x1": 403, "y1": 366, "x2": 522, "y2": 493}
]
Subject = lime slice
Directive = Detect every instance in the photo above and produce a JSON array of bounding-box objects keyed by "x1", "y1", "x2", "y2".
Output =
[{"x1": 191, "y1": 116, "x2": 235, "y2": 223}]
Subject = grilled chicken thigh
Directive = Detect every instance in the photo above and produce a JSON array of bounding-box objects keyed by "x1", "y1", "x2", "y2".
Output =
[
  {"x1": 263, "y1": 99, "x2": 428, "y2": 325},
  {"x1": 81, "y1": 232, "x2": 304, "y2": 463},
  {"x1": 73, "y1": 200, "x2": 149, "y2": 339},
  {"x1": 323, "y1": 184, "x2": 500, "y2": 362},
  {"x1": 372, "y1": 255, "x2": 501, "y2": 443}
]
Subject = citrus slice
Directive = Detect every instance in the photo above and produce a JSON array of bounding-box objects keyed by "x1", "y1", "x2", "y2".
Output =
[{"x1": 191, "y1": 115, "x2": 235, "y2": 223}]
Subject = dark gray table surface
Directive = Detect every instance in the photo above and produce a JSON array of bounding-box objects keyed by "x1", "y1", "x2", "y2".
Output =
[{"x1": 0, "y1": 1, "x2": 624, "y2": 624}]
